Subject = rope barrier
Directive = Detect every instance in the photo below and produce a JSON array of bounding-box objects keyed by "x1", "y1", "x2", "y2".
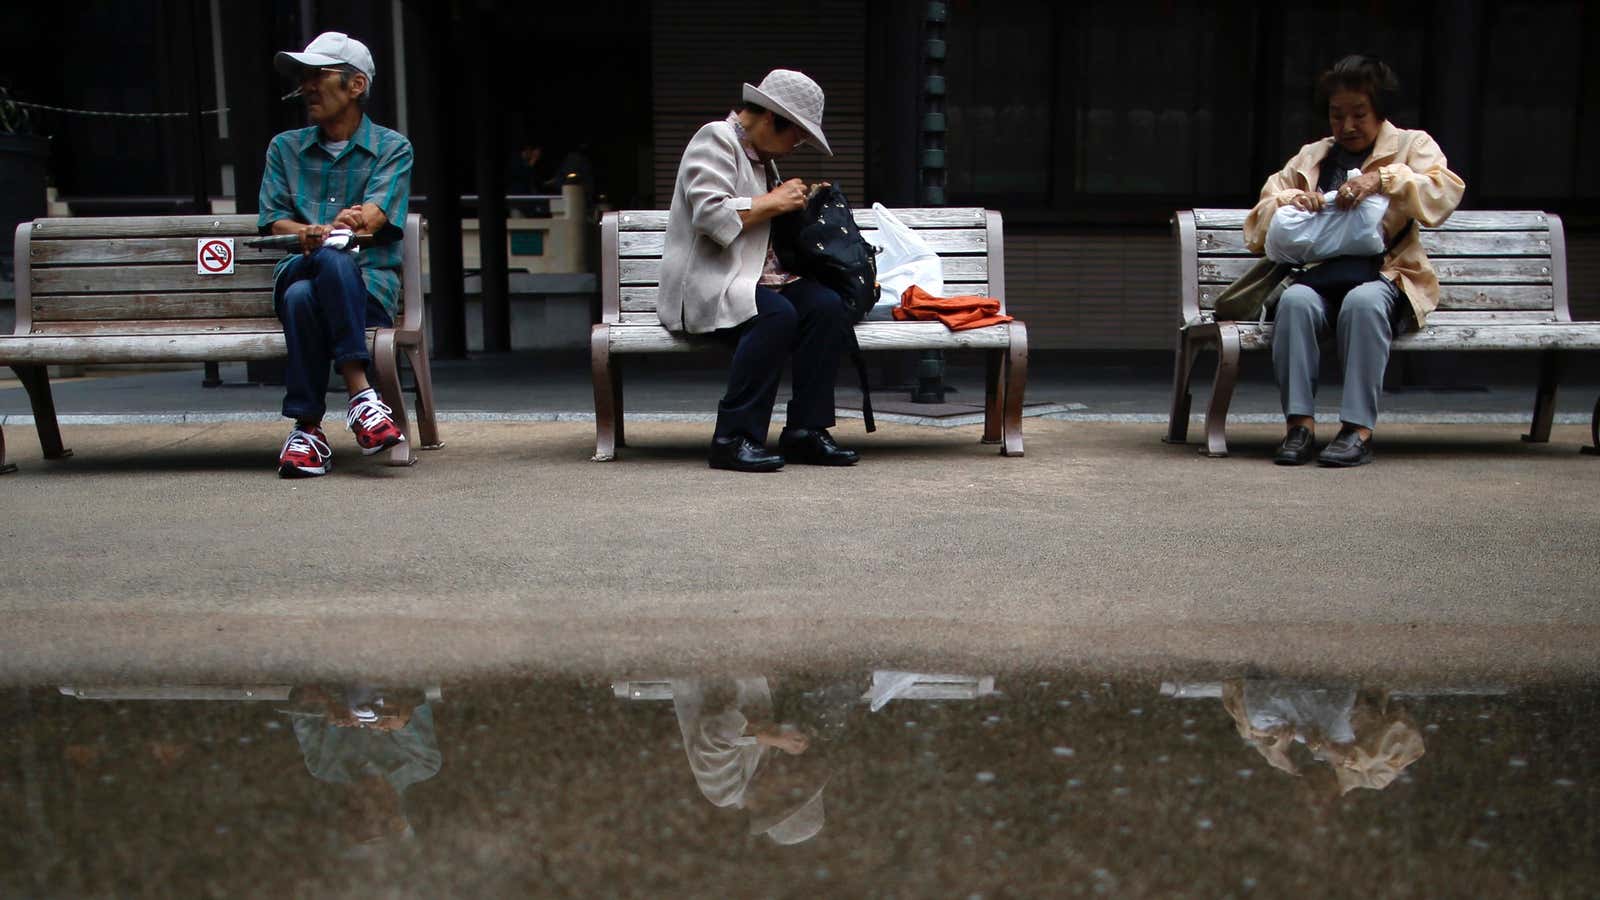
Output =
[{"x1": 7, "y1": 100, "x2": 228, "y2": 120}]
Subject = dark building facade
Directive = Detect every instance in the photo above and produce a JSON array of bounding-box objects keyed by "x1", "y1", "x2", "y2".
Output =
[{"x1": 3, "y1": 0, "x2": 1596, "y2": 350}]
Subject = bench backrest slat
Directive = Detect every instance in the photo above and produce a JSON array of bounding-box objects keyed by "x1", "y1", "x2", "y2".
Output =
[
  {"x1": 1179, "y1": 208, "x2": 1566, "y2": 324},
  {"x1": 602, "y1": 206, "x2": 1001, "y2": 325},
  {"x1": 15, "y1": 214, "x2": 427, "y2": 336}
]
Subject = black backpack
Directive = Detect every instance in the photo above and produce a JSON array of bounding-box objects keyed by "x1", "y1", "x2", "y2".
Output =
[
  {"x1": 770, "y1": 185, "x2": 879, "y2": 431},
  {"x1": 771, "y1": 184, "x2": 880, "y2": 322}
]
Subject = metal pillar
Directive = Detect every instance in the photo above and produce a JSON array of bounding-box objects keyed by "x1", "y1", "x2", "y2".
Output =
[
  {"x1": 912, "y1": 0, "x2": 949, "y2": 403},
  {"x1": 471, "y1": 1, "x2": 510, "y2": 353},
  {"x1": 422, "y1": 1, "x2": 468, "y2": 359}
]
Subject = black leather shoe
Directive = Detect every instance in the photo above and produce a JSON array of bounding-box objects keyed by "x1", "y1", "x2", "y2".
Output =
[
  {"x1": 708, "y1": 436, "x2": 784, "y2": 472},
  {"x1": 778, "y1": 427, "x2": 859, "y2": 466},
  {"x1": 1273, "y1": 425, "x2": 1317, "y2": 466},
  {"x1": 1317, "y1": 428, "x2": 1374, "y2": 467}
]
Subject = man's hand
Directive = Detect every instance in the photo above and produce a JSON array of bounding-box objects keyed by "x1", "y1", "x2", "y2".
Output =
[
  {"x1": 332, "y1": 205, "x2": 367, "y2": 232},
  {"x1": 299, "y1": 224, "x2": 331, "y2": 254}
]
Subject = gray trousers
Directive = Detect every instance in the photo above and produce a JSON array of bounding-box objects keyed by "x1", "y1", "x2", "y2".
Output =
[{"x1": 1271, "y1": 278, "x2": 1400, "y2": 430}]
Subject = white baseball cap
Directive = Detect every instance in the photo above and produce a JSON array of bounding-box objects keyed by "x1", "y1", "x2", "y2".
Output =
[{"x1": 275, "y1": 32, "x2": 375, "y2": 85}]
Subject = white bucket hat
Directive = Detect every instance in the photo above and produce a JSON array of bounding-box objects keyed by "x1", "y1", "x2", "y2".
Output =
[
  {"x1": 742, "y1": 69, "x2": 832, "y2": 156},
  {"x1": 275, "y1": 32, "x2": 376, "y2": 85}
]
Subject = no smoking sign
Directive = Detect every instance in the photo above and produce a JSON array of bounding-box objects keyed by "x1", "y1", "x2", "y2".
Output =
[{"x1": 196, "y1": 238, "x2": 235, "y2": 275}]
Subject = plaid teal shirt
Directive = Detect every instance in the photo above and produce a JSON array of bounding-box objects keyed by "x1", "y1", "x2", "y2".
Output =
[{"x1": 257, "y1": 115, "x2": 413, "y2": 317}]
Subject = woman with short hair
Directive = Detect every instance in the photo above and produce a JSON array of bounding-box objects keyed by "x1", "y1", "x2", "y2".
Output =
[
  {"x1": 658, "y1": 70, "x2": 859, "y2": 472},
  {"x1": 1245, "y1": 55, "x2": 1465, "y2": 467}
]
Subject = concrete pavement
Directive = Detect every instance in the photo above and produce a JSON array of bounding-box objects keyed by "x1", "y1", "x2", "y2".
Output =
[{"x1": 4, "y1": 417, "x2": 1597, "y2": 683}]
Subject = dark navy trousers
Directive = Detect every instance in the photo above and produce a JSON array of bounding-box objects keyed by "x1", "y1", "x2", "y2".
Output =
[
  {"x1": 712, "y1": 278, "x2": 848, "y2": 445},
  {"x1": 273, "y1": 247, "x2": 391, "y2": 423}
]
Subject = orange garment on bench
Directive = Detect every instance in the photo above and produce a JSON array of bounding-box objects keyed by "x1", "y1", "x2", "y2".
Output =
[{"x1": 891, "y1": 285, "x2": 1013, "y2": 331}]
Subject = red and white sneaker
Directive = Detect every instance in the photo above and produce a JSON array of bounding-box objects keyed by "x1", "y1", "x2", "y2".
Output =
[
  {"x1": 278, "y1": 425, "x2": 332, "y2": 478},
  {"x1": 346, "y1": 388, "x2": 406, "y2": 455}
]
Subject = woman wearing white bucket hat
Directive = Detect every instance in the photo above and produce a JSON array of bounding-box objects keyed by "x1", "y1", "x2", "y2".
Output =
[{"x1": 658, "y1": 69, "x2": 859, "y2": 473}]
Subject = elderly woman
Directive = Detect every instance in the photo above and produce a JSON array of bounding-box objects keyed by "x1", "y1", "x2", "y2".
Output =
[
  {"x1": 658, "y1": 70, "x2": 857, "y2": 472},
  {"x1": 1245, "y1": 56, "x2": 1465, "y2": 467}
]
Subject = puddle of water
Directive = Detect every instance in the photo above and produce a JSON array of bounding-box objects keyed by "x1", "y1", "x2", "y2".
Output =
[{"x1": 2, "y1": 670, "x2": 1595, "y2": 897}]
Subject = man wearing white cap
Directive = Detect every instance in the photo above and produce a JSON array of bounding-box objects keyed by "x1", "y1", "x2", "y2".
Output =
[
  {"x1": 658, "y1": 70, "x2": 859, "y2": 472},
  {"x1": 258, "y1": 32, "x2": 412, "y2": 478}
]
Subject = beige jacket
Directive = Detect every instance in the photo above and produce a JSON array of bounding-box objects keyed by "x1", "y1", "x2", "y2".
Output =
[
  {"x1": 658, "y1": 119, "x2": 779, "y2": 334},
  {"x1": 1243, "y1": 120, "x2": 1466, "y2": 327}
]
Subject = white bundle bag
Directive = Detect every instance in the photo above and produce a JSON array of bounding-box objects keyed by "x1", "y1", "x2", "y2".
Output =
[
  {"x1": 1265, "y1": 169, "x2": 1389, "y2": 265},
  {"x1": 871, "y1": 202, "x2": 944, "y2": 307}
]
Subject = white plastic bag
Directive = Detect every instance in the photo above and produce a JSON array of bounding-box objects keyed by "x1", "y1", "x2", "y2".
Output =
[
  {"x1": 871, "y1": 202, "x2": 943, "y2": 306},
  {"x1": 1265, "y1": 171, "x2": 1389, "y2": 265}
]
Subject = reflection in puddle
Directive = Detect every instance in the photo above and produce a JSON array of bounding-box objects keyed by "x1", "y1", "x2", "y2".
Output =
[{"x1": 5, "y1": 670, "x2": 1596, "y2": 895}]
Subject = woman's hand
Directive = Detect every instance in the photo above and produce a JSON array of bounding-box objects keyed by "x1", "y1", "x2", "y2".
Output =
[
  {"x1": 1282, "y1": 190, "x2": 1325, "y2": 213},
  {"x1": 758, "y1": 178, "x2": 809, "y2": 216},
  {"x1": 1335, "y1": 172, "x2": 1382, "y2": 209}
]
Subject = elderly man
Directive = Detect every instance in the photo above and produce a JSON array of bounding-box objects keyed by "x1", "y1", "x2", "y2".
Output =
[{"x1": 258, "y1": 32, "x2": 413, "y2": 477}]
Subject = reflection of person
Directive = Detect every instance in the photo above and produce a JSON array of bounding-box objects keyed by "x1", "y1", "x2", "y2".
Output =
[
  {"x1": 658, "y1": 70, "x2": 859, "y2": 472},
  {"x1": 670, "y1": 676, "x2": 828, "y2": 844},
  {"x1": 1244, "y1": 55, "x2": 1464, "y2": 467},
  {"x1": 287, "y1": 685, "x2": 442, "y2": 846},
  {"x1": 1222, "y1": 680, "x2": 1425, "y2": 795},
  {"x1": 259, "y1": 32, "x2": 412, "y2": 478}
]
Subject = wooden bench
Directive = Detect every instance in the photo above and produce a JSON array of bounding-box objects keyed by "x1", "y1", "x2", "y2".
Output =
[
  {"x1": 1166, "y1": 209, "x2": 1600, "y2": 457},
  {"x1": 0, "y1": 213, "x2": 440, "y2": 474},
  {"x1": 590, "y1": 207, "x2": 1028, "y2": 459}
]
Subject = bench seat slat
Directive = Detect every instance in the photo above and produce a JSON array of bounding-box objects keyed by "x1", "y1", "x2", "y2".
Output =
[
  {"x1": 1196, "y1": 283, "x2": 1556, "y2": 312},
  {"x1": 1190, "y1": 321, "x2": 1600, "y2": 352},
  {"x1": 1191, "y1": 209, "x2": 1553, "y2": 231},
  {"x1": 1194, "y1": 229, "x2": 1553, "y2": 257},
  {"x1": 618, "y1": 282, "x2": 991, "y2": 314},
  {"x1": 26, "y1": 317, "x2": 284, "y2": 337},
  {"x1": 27, "y1": 216, "x2": 263, "y2": 239},
  {"x1": 31, "y1": 291, "x2": 276, "y2": 322},
  {"x1": 29, "y1": 238, "x2": 282, "y2": 266},
  {"x1": 32, "y1": 264, "x2": 278, "y2": 295},
  {"x1": 617, "y1": 228, "x2": 987, "y2": 258},
  {"x1": 0, "y1": 328, "x2": 387, "y2": 365},
  {"x1": 606, "y1": 321, "x2": 1013, "y2": 353},
  {"x1": 1197, "y1": 256, "x2": 1554, "y2": 285},
  {"x1": 614, "y1": 207, "x2": 987, "y2": 231},
  {"x1": 617, "y1": 255, "x2": 989, "y2": 285}
]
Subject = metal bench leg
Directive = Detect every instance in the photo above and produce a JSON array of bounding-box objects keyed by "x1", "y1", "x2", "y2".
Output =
[
  {"x1": 0, "y1": 424, "x2": 14, "y2": 474},
  {"x1": 1164, "y1": 332, "x2": 1200, "y2": 444},
  {"x1": 1522, "y1": 351, "x2": 1560, "y2": 444},
  {"x1": 12, "y1": 364, "x2": 72, "y2": 461},
  {"x1": 981, "y1": 348, "x2": 1003, "y2": 445},
  {"x1": 402, "y1": 339, "x2": 444, "y2": 450},
  {"x1": 591, "y1": 325, "x2": 618, "y2": 461},
  {"x1": 1582, "y1": 394, "x2": 1600, "y2": 456},
  {"x1": 1001, "y1": 322, "x2": 1028, "y2": 457},
  {"x1": 1201, "y1": 325, "x2": 1241, "y2": 458},
  {"x1": 613, "y1": 355, "x2": 627, "y2": 449},
  {"x1": 371, "y1": 331, "x2": 416, "y2": 467}
]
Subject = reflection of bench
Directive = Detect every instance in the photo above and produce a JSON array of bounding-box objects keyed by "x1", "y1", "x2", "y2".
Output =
[
  {"x1": 0, "y1": 214, "x2": 440, "y2": 473},
  {"x1": 1167, "y1": 209, "x2": 1600, "y2": 457},
  {"x1": 59, "y1": 685, "x2": 445, "y2": 703},
  {"x1": 611, "y1": 672, "x2": 998, "y2": 706},
  {"x1": 1159, "y1": 681, "x2": 1507, "y2": 699},
  {"x1": 591, "y1": 207, "x2": 1029, "y2": 460}
]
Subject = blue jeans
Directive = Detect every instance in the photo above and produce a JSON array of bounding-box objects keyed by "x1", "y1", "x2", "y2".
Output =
[{"x1": 273, "y1": 248, "x2": 392, "y2": 423}]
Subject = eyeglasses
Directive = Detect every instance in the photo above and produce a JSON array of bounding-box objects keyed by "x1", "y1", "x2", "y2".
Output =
[{"x1": 298, "y1": 66, "x2": 349, "y2": 83}]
